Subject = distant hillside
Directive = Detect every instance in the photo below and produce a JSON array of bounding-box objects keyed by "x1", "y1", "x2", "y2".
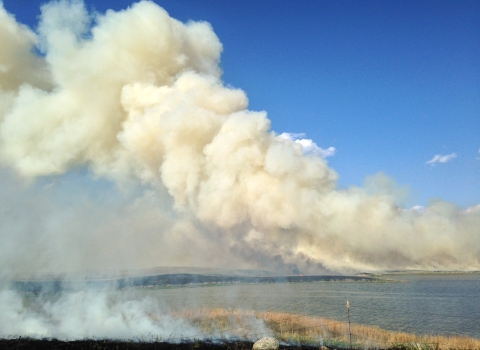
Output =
[{"x1": 9, "y1": 273, "x2": 380, "y2": 293}]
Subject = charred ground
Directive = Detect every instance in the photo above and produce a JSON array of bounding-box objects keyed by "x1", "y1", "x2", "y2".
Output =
[{"x1": 0, "y1": 339, "x2": 327, "y2": 350}]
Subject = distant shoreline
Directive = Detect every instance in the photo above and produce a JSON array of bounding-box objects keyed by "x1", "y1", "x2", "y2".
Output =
[
  {"x1": 359, "y1": 270, "x2": 480, "y2": 276},
  {"x1": 8, "y1": 274, "x2": 383, "y2": 294},
  {"x1": 7, "y1": 270, "x2": 480, "y2": 293}
]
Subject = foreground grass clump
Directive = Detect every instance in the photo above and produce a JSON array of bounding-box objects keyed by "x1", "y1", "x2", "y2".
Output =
[{"x1": 176, "y1": 308, "x2": 480, "y2": 350}]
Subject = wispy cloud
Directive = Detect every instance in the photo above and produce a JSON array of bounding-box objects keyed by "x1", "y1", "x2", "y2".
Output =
[
  {"x1": 426, "y1": 153, "x2": 457, "y2": 165},
  {"x1": 465, "y1": 204, "x2": 480, "y2": 213},
  {"x1": 476, "y1": 148, "x2": 480, "y2": 160},
  {"x1": 410, "y1": 205, "x2": 425, "y2": 212},
  {"x1": 278, "y1": 133, "x2": 336, "y2": 157}
]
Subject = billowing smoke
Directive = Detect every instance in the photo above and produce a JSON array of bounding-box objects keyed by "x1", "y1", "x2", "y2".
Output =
[
  {"x1": 0, "y1": 0, "x2": 479, "y2": 279},
  {"x1": 0, "y1": 289, "x2": 201, "y2": 340}
]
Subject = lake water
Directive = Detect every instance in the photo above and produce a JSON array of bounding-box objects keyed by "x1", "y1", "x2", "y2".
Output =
[{"x1": 132, "y1": 273, "x2": 480, "y2": 339}]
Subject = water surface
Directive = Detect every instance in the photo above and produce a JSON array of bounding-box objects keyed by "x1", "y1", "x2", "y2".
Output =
[{"x1": 132, "y1": 273, "x2": 479, "y2": 339}]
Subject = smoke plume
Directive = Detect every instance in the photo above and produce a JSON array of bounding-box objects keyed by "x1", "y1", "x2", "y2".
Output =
[
  {"x1": 0, "y1": 289, "x2": 199, "y2": 340},
  {"x1": 0, "y1": 0, "x2": 479, "y2": 279}
]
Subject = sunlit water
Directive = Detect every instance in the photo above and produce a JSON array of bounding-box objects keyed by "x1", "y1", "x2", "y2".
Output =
[{"x1": 129, "y1": 273, "x2": 479, "y2": 339}]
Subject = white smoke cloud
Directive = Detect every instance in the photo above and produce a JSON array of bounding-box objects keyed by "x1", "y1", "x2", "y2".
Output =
[
  {"x1": 0, "y1": 289, "x2": 190, "y2": 340},
  {"x1": 426, "y1": 152, "x2": 457, "y2": 165},
  {"x1": 0, "y1": 286, "x2": 274, "y2": 341},
  {"x1": 0, "y1": 0, "x2": 479, "y2": 280}
]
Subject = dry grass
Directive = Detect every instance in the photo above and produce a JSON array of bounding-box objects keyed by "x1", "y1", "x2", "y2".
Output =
[
  {"x1": 173, "y1": 308, "x2": 269, "y2": 340},
  {"x1": 172, "y1": 308, "x2": 480, "y2": 350}
]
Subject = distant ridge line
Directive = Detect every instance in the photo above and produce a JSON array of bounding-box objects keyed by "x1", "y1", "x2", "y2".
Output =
[{"x1": 9, "y1": 274, "x2": 380, "y2": 293}]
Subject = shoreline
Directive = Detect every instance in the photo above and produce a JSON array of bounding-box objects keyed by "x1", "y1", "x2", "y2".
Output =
[{"x1": 7, "y1": 274, "x2": 384, "y2": 294}]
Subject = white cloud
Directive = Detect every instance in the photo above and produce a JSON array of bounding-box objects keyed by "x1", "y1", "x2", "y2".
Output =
[
  {"x1": 278, "y1": 133, "x2": 336, "y2": 157},
  {"x1": 399, "y1": 205, "x2": 425, "y2": 214},
  {"x1": 465, "y1": 204, "x2": 480, "y2": 213},
  {"x1": 426, "y1": 152, "x2": 457, "y2": 165},
  {"x1": 410, "y1": 205, "x2": 425, "y2": 212},
  {"x1": 476, "y1": 148, "x2": 480, "y2": 160}
]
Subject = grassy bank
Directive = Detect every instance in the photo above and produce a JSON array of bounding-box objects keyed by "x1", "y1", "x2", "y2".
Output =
[
  {"x1": 178, "y1": 308, "x2": 480, "y2": 350},
  {"x1": 1, "y1": 308, "x2": 478, "y2": 349}
]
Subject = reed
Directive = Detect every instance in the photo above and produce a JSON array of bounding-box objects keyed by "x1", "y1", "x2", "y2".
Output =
[{"x1": 174, "y1": 308, "x2": 480, "y2": 350}]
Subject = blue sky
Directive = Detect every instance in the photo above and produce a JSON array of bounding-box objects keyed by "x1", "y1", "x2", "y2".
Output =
[{"x1": 2, "y1": 0, "x2": 479, "y2": 208}]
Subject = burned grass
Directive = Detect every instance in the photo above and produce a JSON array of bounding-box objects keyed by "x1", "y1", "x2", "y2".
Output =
[{"x1": 0, "y1": 339, "x2": 319, "y2": 350}]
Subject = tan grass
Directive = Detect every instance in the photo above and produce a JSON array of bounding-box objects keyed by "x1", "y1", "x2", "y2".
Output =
[{"x1": 171, "y1": 308, "x2": 480, "y2": 350}]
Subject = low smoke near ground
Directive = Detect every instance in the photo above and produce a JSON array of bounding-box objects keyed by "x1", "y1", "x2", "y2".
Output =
[
  {"x1": 0, "y1": 289, "x2": 187, "y2": 340},
  {"x1": 0, "y1": 0, "x2": 479, "y2": 282},
  {"x1": 0, "y1": 286, "x2": 275, "y2": 341}
]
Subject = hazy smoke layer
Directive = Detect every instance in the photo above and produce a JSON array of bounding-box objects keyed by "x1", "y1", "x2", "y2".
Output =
[
  {"x1": 0, "y1": 0, "x2": 479, "y2": 277},
  {"x1": 0, "y1": 289, "x2": 195, "y2": 340}
]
